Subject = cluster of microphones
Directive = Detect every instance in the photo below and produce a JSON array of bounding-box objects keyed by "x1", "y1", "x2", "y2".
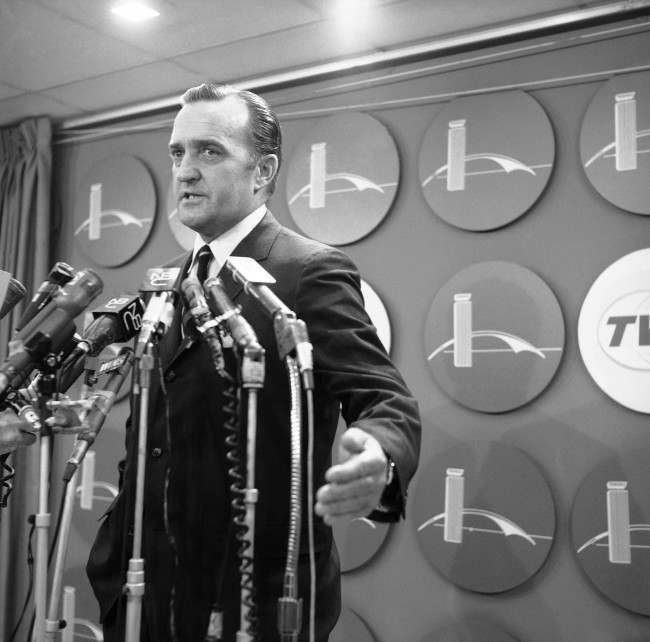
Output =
[
  {"x1": 0, "y1": 262, "x2": 148, "y2": 470},
  {"x1": 0, "y1": 256, "x2": 313, "y2": 469},
  {"x1": 0, "y1": 259, "x2": 314, "y2": 640}
]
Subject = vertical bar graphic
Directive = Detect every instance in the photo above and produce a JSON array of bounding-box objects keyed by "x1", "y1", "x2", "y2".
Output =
[
  {"x1": 444, "y1": 468, "x2": 465, "y2": 543},
  {"x1": 453, "y1": 293, "x2": 473, "y2": 368},
  {"x1": 80, "y1": 450, "x2": 95, "y2": 511},
  {"x1": 614, "y1": 92, "x2": 637, "y2": 172},
  {"x1": 62, "y1": 586, "x2": 75, "y2": 642},
  {"x1": 309, "y1": 142, "x2": 327, "y2": 209},
  {"x1": 88, "y1": 183, "x2": 103, "y2": 240},
  {"x1": 606, "y1": 481, "x2": 631, "y2": 564},
  {"x1": 447, "y1": 120, "x2": 466, "y2": 192}
]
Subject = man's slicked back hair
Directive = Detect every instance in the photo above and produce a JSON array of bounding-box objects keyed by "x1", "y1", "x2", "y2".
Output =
[{"x1": 181, "y1": 82, "x2": 282, "y2": 195}]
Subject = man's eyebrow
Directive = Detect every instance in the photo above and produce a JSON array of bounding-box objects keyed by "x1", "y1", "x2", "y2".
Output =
[{"x1": 169, "y1": 137, "x2": 221, "y2": 148}]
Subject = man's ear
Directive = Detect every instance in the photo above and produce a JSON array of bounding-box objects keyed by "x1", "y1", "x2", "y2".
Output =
[{"x1": 254, "y1": 154, "x2": 279, "y2": 192}]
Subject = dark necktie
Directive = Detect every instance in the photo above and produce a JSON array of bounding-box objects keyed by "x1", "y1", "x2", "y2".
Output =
[
  {"x1": 196, "y1": 244, "x2": 213, "y2": 283},
  {"x1": 182, "y1": 245, "x2": 213, "y2": 340}
]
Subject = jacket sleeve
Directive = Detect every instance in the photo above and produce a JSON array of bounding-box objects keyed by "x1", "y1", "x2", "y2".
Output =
[{"x1": 295, "y1": 247, "x2": 421, "y2": 519}]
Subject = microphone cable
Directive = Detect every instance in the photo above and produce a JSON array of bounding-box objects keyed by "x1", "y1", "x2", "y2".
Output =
[
  {"x1": 8, "y1": 516, "x2": 36, "y2": 642},
  {"x1": 0, "y1": 452, "x2": 14, "y2": 507},
  {"x1": 223, "y1": 357, "x2": 258, "y2": 640},
  {"x1": 306, "y1": 388, "x2": 315, "y2": 642}
]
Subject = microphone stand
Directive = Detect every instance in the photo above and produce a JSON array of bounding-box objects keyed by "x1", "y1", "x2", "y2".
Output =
[
  {"x1": 43, "y1": 369, "x2": 96, "y2": 641},
  {"x1": 32, "y1": 353, "x2": 59, "y2": 642},
  {"x1": 237, "y1": 343, "x2": 265, "y2": 642},
  {"x1": 277, "y1": 355, "x2": 303, "y2": 642},
  {"x1": 125, "y1": 341, "x2": 154, "y2": 642},
  {"x1": 44, "y1": 349, "x2": 134, "y2": 641},
  {"x1": 219, "y1": 261, "x2": 314, "y2": 641}
]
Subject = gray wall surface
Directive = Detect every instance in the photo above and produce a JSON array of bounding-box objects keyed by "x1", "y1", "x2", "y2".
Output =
[{"x1": 47, "y1": 19, "x2": 650, "y2": 642}]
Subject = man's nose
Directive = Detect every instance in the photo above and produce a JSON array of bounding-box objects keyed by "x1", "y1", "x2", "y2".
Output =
[{"x1": 176, "y1": 155, "x2": 200, "y2": 182}]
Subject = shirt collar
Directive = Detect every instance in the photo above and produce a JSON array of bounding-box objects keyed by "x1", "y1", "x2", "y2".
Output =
[{"x1": 190, "y1": 204, "x2": 266, "y2": 275}]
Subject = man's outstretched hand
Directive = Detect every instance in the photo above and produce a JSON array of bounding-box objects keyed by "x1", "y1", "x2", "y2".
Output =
[{"x1": 315, "y1": 427, "x2": 388, "y2": 525}]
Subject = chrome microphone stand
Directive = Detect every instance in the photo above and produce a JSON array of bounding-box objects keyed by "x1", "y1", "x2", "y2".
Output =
[
  {"x1": 237, "y1": 343, "x2": 264, "y2": 642},
  {"x1": 45, "y1": 348, "x2": 134, "y2": 641},
  {"x1": 125, "y1": 341, "x2": 153, "y2": 642},
  {"x1": 31, "y1": 355, "x2": 59, "y2": 642}
]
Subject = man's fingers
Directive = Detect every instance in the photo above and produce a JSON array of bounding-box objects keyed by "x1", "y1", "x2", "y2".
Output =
[
  {"x1": 337, "y1": 427, "x2": 370, "y2": 459},
  {"x1": 317, "y1": 476, "x2": 384, "y2": 504},
  {"x1": 326, "y1": 453, "x2": 385, "y2": 484},
  {"x1": 329, "y1": 428, "x2": 386, "y2": 483},
  {"x1": 315, "y1": 473, "x2": 386, "y2": 524}
]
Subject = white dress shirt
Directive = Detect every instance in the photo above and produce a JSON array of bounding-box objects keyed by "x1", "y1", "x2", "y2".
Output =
[{"x1": 187, "y1": 204, "x2": 267, "y2": 279}]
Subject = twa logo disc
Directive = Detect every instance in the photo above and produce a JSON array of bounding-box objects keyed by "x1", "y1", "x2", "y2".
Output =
[
  {"x1": 578, "y1": 248, "x2": 650, "y2": 412},
  {"x1": 571, "y1": 449, "x2": 650, "y2": 615},
  {"x1": 73, "y1": 155, "x2": 156, "y2": 266},
  {"x1": 580, "y1": 70, "x2": 650, "y2": 214},
  {"x1": 285, "y1": 112, "x2": 399, "y2": 245},
  {"x1": 425, "y1": 261, "x2": 564, "y2": 413},
  {"x1": 413, "y1": 441, "x2": 555, "y2": 593},
  {"x1": 419, "y1": 90, "x2": 554, "y2": 231}
]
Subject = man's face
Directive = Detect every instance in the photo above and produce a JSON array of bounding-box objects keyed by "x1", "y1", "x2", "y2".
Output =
[{"x1": 169, "y1": 96, "x2": 261, "y2": 241}]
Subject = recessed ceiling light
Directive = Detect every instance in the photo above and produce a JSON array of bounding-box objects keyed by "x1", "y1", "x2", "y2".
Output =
[{"x1": 111, "y1": 2, "x2": 160, "y2": 22}]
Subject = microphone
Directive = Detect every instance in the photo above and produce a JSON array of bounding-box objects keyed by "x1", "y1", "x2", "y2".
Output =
[
  {"x1": 223, "y1": 257, "x2": 313, "y2": 388},
  {"x1": 180, "y1": 275, "x2": 227, "y2": 375},
  {"x1": 64, "y1": 293, "x2": 145, "y2": 365},
  {"x1": 14, "y1": 261, "x2": 75, "y2": 332},
  {"x1": 0, "y1": 408, "x2": 37, "y2": 455},
  {"x1": 62, "y1": 347, "x2": 134, "y2": 482},
  {"x1": 0, "y1": 269, "x2": 103, "y2": 399},
  {"x1": 0, "y1": 272, "x2": 27, "y2": 321},
  {"x1": 0, "y1": 388, "x2": 41, "y2": 455},
  {"x1": 203, "y1": 276, "x2": 260, "y2": 350},
  {"x1": 224, "y1": 256, "x2": 290, "y2": 318},
  {"x1": 135, "y1": 267, "x2": 180, "y2": 358}
]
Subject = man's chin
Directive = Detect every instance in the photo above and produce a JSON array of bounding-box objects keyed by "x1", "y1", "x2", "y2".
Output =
[{"x1": 177, "y1": 207, "x2": 204, "y2": 229}]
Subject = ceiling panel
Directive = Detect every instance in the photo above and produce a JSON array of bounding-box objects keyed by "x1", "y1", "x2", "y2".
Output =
[
  {"x1": 42, "y1": 61, "x2": 206, "y2": 111},
  {"x1": 173, "y1": 20, "x2": 378, "y2": 84},
  {"x1": 0, "y1": 2, "x2": 156, "y2": 91},
  {"x1": 0, "y1": 0, "x2": 646, "y2": 128},
  {"x1": 0, "y1": 92, "x2": 80, "y2": 128},
  {"x1": 30, "y1": 0, "x2": 322, "y2": 58},
  {"x1": 366, "y1": 0, "x2": 581, "y2": 48}
]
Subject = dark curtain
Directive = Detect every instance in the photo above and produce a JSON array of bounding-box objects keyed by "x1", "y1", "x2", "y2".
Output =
[{"x1": 0, "y1": 117, "x2": 52, "y2": 641}]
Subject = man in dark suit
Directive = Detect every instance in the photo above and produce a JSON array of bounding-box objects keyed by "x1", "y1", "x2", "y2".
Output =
[{"x1": 87, "y1": 83, "x2": 421, "y2": 641}]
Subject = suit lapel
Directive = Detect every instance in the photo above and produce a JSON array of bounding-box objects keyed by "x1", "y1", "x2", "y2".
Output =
[
  {"x1": 159, "y1": 252, "x2": 193, "y2": 372},
  {"x1": 164, "y1": 210, "x2": 281, "y2": 371},
  {"x1": 217, "y1": 209, "x2": 281, "y2": 303}
]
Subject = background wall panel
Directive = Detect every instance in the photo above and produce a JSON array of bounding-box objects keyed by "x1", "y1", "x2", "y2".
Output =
[{"x1": 46, "y1": 23, "x2": 650, "y2": 641}]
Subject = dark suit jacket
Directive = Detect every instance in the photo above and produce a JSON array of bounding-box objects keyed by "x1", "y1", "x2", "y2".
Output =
[{"x1": 87, "y1": 211, "x2": 421, "y2": 641}]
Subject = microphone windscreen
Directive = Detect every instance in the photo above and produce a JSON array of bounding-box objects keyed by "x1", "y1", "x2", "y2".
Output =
[{"x1": 0, "y1": 272, "x2": 27, "y2": 320}]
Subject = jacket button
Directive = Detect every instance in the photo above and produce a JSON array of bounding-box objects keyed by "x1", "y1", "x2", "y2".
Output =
[
  {"x1": 151, "y1": 447, "x2": 162, "y2": 458},
  {"x1": 165, "y1": 370, "x2": 176, "y2": 382}
]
